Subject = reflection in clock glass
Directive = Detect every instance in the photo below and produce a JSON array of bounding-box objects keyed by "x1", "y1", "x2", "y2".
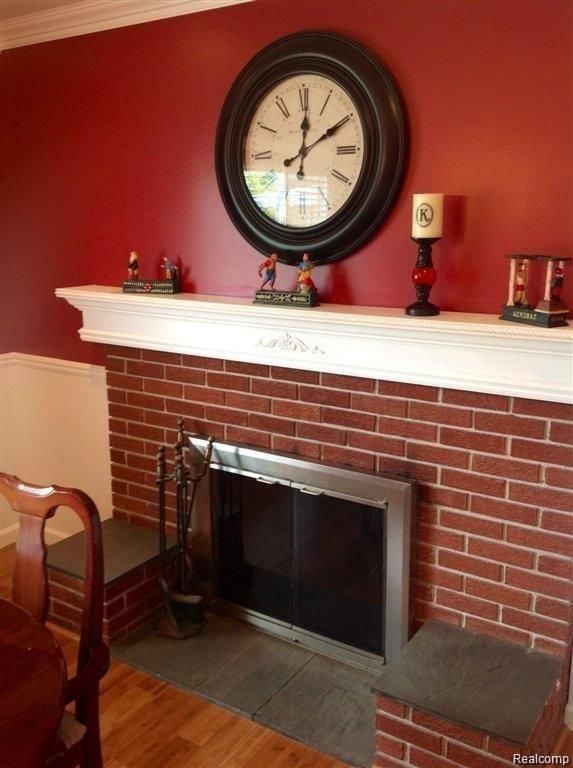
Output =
[{"x1": 243, "y1": 74, "x2": 365, "y2": 228}]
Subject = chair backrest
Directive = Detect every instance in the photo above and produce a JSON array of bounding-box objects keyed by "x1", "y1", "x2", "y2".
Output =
[{"x1": 0, "y1": 473, "x2": 104, "y2": 673}]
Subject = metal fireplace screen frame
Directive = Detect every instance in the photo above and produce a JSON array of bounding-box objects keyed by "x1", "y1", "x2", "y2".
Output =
[{"x1": 190, "y1": 437, "x2": 415, "y2": 668}]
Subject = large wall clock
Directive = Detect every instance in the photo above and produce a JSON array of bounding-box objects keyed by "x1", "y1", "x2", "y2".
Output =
[{"x1": 215, "y1": 31, "x2": 408, "y2": 266}]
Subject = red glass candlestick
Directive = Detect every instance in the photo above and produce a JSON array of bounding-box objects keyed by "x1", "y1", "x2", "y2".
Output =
[{"x1": 405, "y1": 237, "x2": 440, "y2": 316}]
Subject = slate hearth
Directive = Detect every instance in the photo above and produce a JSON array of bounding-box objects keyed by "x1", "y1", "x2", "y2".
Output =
[
  {"x1": 112, "y1": 611, "x2": 379, "y2": 768},
  {"x1": 373, "y1": 619, "x2": 562, "y2": 745}
]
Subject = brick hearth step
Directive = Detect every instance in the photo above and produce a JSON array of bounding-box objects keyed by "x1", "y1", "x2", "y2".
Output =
[
  {"x1": 47, "y1": 518, "x2": 174, "y2": 642},
  {"x1": 372, "y1": 619, "x2": 566, "y2": 768}
]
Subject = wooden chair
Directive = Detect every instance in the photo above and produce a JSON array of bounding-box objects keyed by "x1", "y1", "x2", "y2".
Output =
[{"x1": 0, "y1": 473, "x2": 109, "y2": 768}]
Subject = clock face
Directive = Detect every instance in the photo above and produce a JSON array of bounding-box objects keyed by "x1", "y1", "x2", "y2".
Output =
[
  {"x1": 215, "y1": 32, "x2": 407, "y2": 265},
  {"x1": 243, "y1": 74, "x2": 365, "y2": 229}
]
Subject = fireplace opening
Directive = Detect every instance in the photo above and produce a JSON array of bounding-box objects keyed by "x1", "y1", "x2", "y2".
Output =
[{"x1": 190, "y1": 438, "x2": 415, "y2": 669}]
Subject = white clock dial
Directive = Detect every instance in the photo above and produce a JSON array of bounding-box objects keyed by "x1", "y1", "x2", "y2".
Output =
[{"x1": 243, "y1": 74, "x2": 365, "y2": 228}]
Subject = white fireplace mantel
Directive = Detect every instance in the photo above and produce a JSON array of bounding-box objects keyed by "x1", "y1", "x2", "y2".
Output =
[{"x1": 56, "y1": 285, "x2": 572, "y2": 404}]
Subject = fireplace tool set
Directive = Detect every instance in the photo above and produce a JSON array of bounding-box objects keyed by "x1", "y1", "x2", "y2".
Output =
[{"x1": 156, "y1": 419, "x2": 214, "y2": 639}]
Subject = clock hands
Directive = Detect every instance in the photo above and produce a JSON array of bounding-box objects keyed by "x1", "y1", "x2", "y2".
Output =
[
  {"x1": 300, "y1": 110, "x2": 310, "y2": 139},
  {"x1": 304, "y1": 114, "x2": 350, "y2": 153},
  {"x1": 296, "y1": 109, "x2": 310, "y2": 179},
  {"x1": 283, "y1": 114, "x2": 350, "y2": 172}
]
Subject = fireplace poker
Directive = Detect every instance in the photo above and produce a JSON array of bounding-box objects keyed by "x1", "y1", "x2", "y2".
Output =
[
  {"x1": 155, "y1": 419, "x2": 214, "y2": 639},
  {"x1": 156, "y1": 444, "x2": 179, "y2": 631}
]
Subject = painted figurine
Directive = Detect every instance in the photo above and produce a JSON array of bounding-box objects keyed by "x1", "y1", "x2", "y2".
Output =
[
  {"x1": 550, "y1": 266, "x2": 564, "y2": 301},
  {"x1": 161, "y1": 256, "x2": 177, "y2": 281},
  {"x1": 127, "y1": 251, "x2": 139, "y2": 280},
  {"x1": 513, "y1": 260, "x2": 527, "y2": 305},
  {"x1": 258, "y1": 253, "x2": 278, "y2": 290},
  {"x1": 297, "y1": 252, "x2": 314, "y2": 294}
]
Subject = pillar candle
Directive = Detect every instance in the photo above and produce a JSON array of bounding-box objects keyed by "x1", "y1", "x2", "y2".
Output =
[{"x1": 412, "y1": 193, "x2": 444, "y2": 238}]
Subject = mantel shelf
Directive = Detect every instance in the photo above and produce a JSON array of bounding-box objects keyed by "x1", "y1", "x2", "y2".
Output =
[{"x1": 56, "y1": 285, "x2": 572, "y2": 404}]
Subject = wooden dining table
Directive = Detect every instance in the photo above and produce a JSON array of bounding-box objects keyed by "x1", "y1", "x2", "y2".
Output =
[{"x1": 0, "y1": 598, "x2": 67, "y2": 768}]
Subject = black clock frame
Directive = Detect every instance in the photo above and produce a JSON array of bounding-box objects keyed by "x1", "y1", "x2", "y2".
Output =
[{"x1": 215, "y1": 31, "x2": 408, "y2": 266}]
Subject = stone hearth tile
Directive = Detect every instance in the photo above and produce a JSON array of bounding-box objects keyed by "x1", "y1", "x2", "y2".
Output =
[
  {"x1": 47, "y1": 518, "x2": 175, "y2": 585},
  {"x1": 112, "y1": 610, "x2": 380, "y2": 767},
  {"x1": 254, "y1": 654, "x2": 379, "y2": 768},
  {"x1": 196, "y1": 632, "x2": 314, "y2": 717},
  {"x1": 372, "y1": 619, "x2": 562, "y2": 745},
  {"x1": 112, "y1": 611, "x2": 258, "y2": 690}
]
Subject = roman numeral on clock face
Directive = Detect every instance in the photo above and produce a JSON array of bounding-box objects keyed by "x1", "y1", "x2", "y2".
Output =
[
  {"x1": 275, "y1": 98, "x2": 290, "y2": 118},
  {"x1": 336, "y1": 145, "x2": 357, "y2": 155},
  {"x1": 331, "y1": 169, "x2": 351, "y2": 184},
  {"x1": 299, "y1": 87, "x2": 309, "y2": 111},
  {"x1": 253, "y1": 150, "x2": 272, "y2": 160},
  {"x1": 318, "y1": 187, "x2": 330, "y2": 209},
  {"x1": 320, "y1": 92, "x2": 332, "y2": 115}
]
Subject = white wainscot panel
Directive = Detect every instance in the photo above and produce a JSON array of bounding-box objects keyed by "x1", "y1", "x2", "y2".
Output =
[{"x1": 0, "y1": 352, "x2": 113, "y2": 545}]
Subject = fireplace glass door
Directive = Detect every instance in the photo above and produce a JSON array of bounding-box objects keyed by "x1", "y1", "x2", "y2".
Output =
[
  {"x1": 212, "y1": 468, "x2": 385, "y2": 657},
  {"x1": 212, "y1": 471, "x2": 292, "y2": 623}
]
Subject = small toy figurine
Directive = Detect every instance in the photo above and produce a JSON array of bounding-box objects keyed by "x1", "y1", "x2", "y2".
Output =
[
  {"x1": 253, "y1": 250, "x2": 319, "y2": 306},
  {"x1": 122, "y1": 250, "x2": 180, "y2": 294},
  {"x1": 550, "y1": 266, "x2": 564, "y2": 301},
  {"x1": 127, "y1": 251, "x2": 139, "y2": 280},
  {"x1": 501, "y1": 254, "x2": 570, "y2": 327},
  {"x1": 297, "y1": 252, "x2": 314, "y2": 294},
  {"x1": 161, "y1": 256, "x2": 177, "y2": 281},
  {"x1": 512, "y1": 259, "x2": 528, "y2": 305},
  {"x1": 258, "y1": 253, "x2": 278, "y2": 290}
]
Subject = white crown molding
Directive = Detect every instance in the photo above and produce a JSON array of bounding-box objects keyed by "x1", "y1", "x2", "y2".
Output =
[
  {"x1": 56, "y1": 285, "x2": 573, "y2": 404},
  {"x1": 1, "y1": 0, "x2": 254, "y2": 50}
]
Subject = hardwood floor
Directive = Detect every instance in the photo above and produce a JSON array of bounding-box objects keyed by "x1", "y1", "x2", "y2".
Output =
[
  {"x1": 555, "y1": 727, "x2": 573, "y2": 762},
  {"x1": 2, "y1": 542, "x2": 572, "y2": 766},
  {"x1": 0, "y1": 544, "x2": 348, "y2": 768}
]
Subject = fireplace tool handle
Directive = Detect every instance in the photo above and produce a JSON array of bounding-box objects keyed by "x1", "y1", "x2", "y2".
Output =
[
  {"x1": 156, "y1": 445, "x2": 179, "y2": 630},
  {"x1": 174, "y1": 445, "x2": 188, "y2": 596},
  {"x1": 155, "y1": 421, "x2": 215, "y2": 639},
  {"x1": 177, "y1": 436, "x2": 214, "y2": 594}
]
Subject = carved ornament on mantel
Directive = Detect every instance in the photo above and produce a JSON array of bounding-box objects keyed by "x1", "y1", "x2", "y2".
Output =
[{"x1": 256, "y1": 333, "x2": 325, "y2": 356}]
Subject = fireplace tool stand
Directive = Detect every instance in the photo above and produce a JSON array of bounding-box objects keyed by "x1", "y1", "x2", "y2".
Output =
[{"x1": 156, "y1": 419, "x2": 214, "y2": 639}]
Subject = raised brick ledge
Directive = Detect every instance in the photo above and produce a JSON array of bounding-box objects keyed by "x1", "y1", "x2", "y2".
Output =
[
  {"x1": 47, "y1": 518, "x2": 174, "y2": 642},
  {"x1": 372, "y1": 620, "x2": 567, "y2": 767}
]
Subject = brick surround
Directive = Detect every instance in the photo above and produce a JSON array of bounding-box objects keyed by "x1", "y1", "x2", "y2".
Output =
[
  {"x1": 106, "y1": 345, "x2": 573, "y2": 659},
  {"x1": 104, "y1": 345, "x2": 572, "y2": 764}
]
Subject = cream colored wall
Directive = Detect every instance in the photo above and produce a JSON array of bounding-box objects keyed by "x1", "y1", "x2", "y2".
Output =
[{"x1": 0, "y1": 353, "x2": 112, "y2": 545}]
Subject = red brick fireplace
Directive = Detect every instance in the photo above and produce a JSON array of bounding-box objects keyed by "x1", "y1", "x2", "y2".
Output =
[
  {"x1": 106, "y1": 346, "x2": 572, "y2": 659},
  {"x1": 57, "y1": 285, "x2": 572, "y2": 766}
]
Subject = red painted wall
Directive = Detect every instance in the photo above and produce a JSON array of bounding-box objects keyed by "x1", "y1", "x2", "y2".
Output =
[{"x1": 1, "y1": 0, "x2": 572, "y2": 364}]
